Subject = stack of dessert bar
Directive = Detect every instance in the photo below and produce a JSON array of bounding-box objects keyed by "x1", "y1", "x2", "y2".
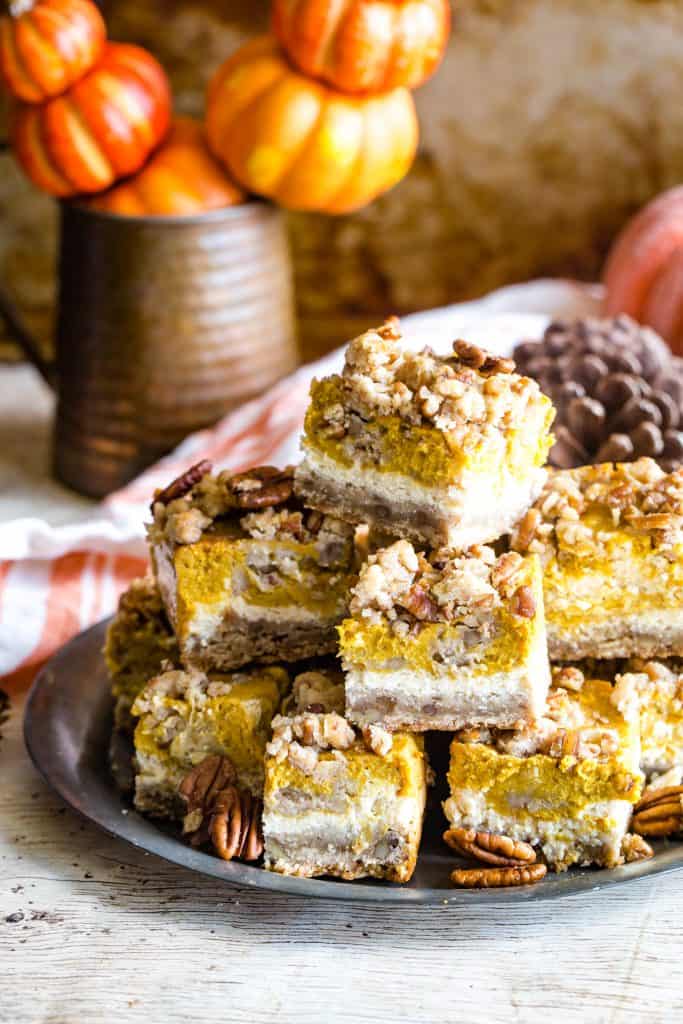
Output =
[{"x1": 106, "y1": 318, "x2": 683, "y2": 886}]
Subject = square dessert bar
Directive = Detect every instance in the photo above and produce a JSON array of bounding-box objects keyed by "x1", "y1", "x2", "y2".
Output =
[
  {"x1": 105, "y1": 576, "x2": 178, "y2": 732},
  {"x1": 149, "y1": 462, "x2": 357, "y2": 671},
  {"x1": 263, "y1": 667, "x2": 427, "y2": 881},
  {"x1": 338, "y1": 540, "x2": 550, "y2": 732},
  {"x1": 511, "y1": 458, "x2": 683, "y2": 660},
  {"x1": 443, "y1": 668, "x2": 644, "y2": 870},
  {"x1": 295, "y1": 319, "x2": 555, "y2": 549},
  {"x1": 132, "y1": 664, "x2": 289, "y2": 818},
  {"x1": 620, "y1": 659, "x2": 683, "y2": 780}
]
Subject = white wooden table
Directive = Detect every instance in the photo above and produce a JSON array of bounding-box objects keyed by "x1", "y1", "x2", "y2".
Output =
[{"x1": 2, "y1": 366, "x2": 683, "y2": 1024}]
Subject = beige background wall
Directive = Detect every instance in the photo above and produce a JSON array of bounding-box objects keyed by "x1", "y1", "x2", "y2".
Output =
[{"x1": 3, "y1": 0, "x2": 683, "y2": 364}]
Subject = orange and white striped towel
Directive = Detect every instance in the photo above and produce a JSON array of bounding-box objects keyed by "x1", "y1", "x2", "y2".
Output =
[{"x1": 0, "y1": 281, "x2": 600, "y2": 690}]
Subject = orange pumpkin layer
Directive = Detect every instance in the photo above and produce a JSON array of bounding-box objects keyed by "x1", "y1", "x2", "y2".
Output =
[{"x1": 206, "y1": 34, "x2": 418, "y2": 215}]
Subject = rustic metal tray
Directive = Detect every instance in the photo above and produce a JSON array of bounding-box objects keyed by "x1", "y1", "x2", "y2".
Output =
[{"x1": 23, "y1": 618, "x2": 683, "y2": 904}]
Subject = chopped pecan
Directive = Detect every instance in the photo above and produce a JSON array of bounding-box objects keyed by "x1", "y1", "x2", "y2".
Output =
[
  {"x1": 362, "y1": 724, "x2": 393, "y2": 757},
  {"x1": 511, "y1": 584, "x2": 536, "y2": 618},
  {"x1": 552, "y1": 666, "x2": 585, "y2": 692},
  {"x1": 513, "y1": 507, "x2": 541, "y2": 551},
  {"x1": 450, "y1": 863, "x2": 547, "y2": 888},
  {"x1": 377, "y1": 316, "x2": 401, "y2": 341},
  {"x1": 398, "y1": 584, "x2": 441, "y2": 622},
  {"x1": 632, "y1": 785, "x2": 683, "y2": 837},
  {"x1": 546, "y1": 728, "x2": 580, "y2": 759},
  {"x1": 229, "y1": 465, "x2": 295, "y2": 509},
  {"x1": 443, "y1": 827, "x2": 536, "y2": 867},
  {"x1": 452, "y1": 339, "x2": 514, "y2": 376},
  {"x1": 152, "y1": 459, "x2": 213, "y2": 511},
  {"x1": 210, "y1": 786, "x2": 263, "y2": 862},
  {"x1": 621, "y1": 833, "x2": 654, "y2": 863}
]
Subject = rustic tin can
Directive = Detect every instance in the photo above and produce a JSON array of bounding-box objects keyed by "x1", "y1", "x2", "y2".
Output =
[{"x1": 1, "y1": 200, "x2": 298, "y2": 498}]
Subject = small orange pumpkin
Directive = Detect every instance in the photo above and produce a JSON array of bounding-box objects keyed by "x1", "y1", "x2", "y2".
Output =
[
  {"x1": 11, "y1": 41, "x2": 172, "y2": 197},
  {"x1": 603, "y1": 187, "x2": 683, "y2": 354},
  {"x1": 0, "y1": 0, "x2": 106, "y2": 103},
  {"x1": 87, "y1": 117, "x2": 245, "y2": 216},
  {"x1": 206, "y1": 35, "x2": 418, "y2": 214},
  {"x1": 272, "y1": 0, "x2": 450, "y2": 94}
]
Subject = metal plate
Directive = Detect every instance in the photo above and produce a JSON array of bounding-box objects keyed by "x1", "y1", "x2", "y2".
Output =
[{"x1": 24, "y1": 618, "x2": 683, "y2": 905}]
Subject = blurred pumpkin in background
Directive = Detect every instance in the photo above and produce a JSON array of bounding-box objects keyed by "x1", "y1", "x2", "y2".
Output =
[
  {"x1": 87, "y1": 117, "x2": 245, "y2": 216},
  {"x1": 603, "y1": 187, "x2": 683, "y2": 355},
  {"x1": 206, "y1": 35, "x2": 418, "y2": 214},
  {"x1": 11, "y1": 41, "x2": 172, "y2": 196},
  {"x1": 0, "y1": 0, "x2": 106, "y2": 102},
  {"x1": 272, "y1": 0, "x2": 450, "y2": 94}
]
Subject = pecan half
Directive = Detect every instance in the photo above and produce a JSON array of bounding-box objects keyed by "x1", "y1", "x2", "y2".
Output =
[
  {"x1": 443, "y1": 827, "x2": 536, "y2": 867},
  {"x1": 180, "y1": 754, "x2": 237, "y2": 838},
  {"x1": 632, "y1": 785, "x2": 683, "y2": 837},
  {"x1": 511, "y1": 584, "x2": 536, "y2": 618},
  {"x1": 152, "y1": 459, "x2": 213, "y2": 511},
  {"x1": 229, "y1": 465, "x2": 295, "y2": 509},
  {"x1": 210, "y1": 786, "x2": 264, "y2": 862},
  {"x1": 398, "y1": 584, "x2": 441, "y2": 622},
  {"x1": 451, "y1": 863, "x2": 547, "y2": 888}
]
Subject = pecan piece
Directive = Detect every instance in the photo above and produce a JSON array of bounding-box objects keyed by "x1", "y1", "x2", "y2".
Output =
[
  {"x1": 180, "y1": 753, "x2": 237, "y2": 846},
  {"x1": 621, "y1": 833, "x2": 654, "y2": 863},
  {"x1": 443, "y1": 827, "x2": 536, "y2": 867},
  {"x1": 452, "y1": 339, "x2": 515, "y2": 376},
  {"x1": 151, "y1": 459, "x2": 213, "y2": 511},
  {"x1": 210, "y1": 786, "x2": 264, "y2": 862},
  {"x1": 632, "y1": 785, "x2": 683, "y2": 837},
  {"x1": 511, "y1": 584, "x2": 536, "y2": 618},
  {"x1": 512, "y1": 507, "x2": 541, "y2": 551},
  {"x1": 398, "y1": 584, "x2": 441, "y2": 622},
  {"x1": 450, "y1": 864, "x2": 547, "y2": 888},
  {"x1": 230, "y1": 465, "x2": 295, "y2": 509},
  {"x1": 546, "y1": 728, "x2": 580, "y2": 759}
]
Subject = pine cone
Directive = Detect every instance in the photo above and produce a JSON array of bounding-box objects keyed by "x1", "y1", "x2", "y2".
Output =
[{"x1": 514, "y1": 315, "x2": 683, "y2": 470}]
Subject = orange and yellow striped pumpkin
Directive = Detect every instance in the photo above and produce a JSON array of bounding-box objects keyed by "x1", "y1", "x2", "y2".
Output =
[
  {"x1": 87, "y1": 117, "x2": 245, "y2": 216},
  {"x1": 11, "y1": 41, "x2": 172, "y2": 197},
  {"x1": 206, "y1": 36, "x2": 418, "y2": 214},
  {"x1": 0, "y1": 0, "x2": 106, "y2": 103},
  {"x1": 272, "y1": 0, "x2": 450, "y2": 94}
]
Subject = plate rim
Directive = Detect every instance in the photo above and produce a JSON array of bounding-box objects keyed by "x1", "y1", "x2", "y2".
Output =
[{"x1": 22, "y1": 617, "x2": 683, "y2": 906}]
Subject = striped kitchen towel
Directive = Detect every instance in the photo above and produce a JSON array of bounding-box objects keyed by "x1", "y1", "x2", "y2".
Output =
[{"x1": 0, "y1": 280, "x2": 600, "y2": 690}]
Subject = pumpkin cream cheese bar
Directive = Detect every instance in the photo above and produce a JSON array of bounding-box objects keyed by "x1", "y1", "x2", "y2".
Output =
[
  {"x1": 511, "y1": 458, "x2": 683, "y2": 661},
  {"x1": 338, "y1": 540, "x2": 550, "y2": 732},
  {"x1": 443, "y1": 667, "x2": 643, "y2": 870},
  {"x1": 294, "y1": 319, "x2": 555, "y2": 549},
  {"x1": 132, "y1": 664, "x2": 289, "y2": 818},
  {"x1": 104, "y1": 576, "x2": 178, "y2": 732},
  {"x1": 263, "y1": 667, "x2": 427, "y2": 881},
  {"x1": 148, "y1": 463, "x2": 357, "y2": 671}
]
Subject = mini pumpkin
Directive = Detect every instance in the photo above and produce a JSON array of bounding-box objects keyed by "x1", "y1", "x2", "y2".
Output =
[
  {"x1": 87, "y1": 117, "x2": 245, "y2": 216},
  {"x1": 11, "y1": 41, "x2": 172, "y2": 197},
  {"x1": 603, "y1": 187, "x2": 683, "y2": 354},
  {"x1": 0, "y1": 0, "x2": 106, "y2": 103},
  {"x1": 206, "y1": 35, "x2": 418, "y2": 214},
  {"x1": 272, "y1": 0, "x2": 450, "y2": 94}
]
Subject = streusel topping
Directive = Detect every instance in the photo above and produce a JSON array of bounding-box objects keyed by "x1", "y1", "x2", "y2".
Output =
[
  {"x1": 511, "y1": 458, "x2": 683, "y2": 562},
  {"x1": 311, "y1": 319, "x2": 552, "y2": 447},
  {"x1": 455, "y1": 669, "x2": 638, "y2": 764},
  {"x1": 149, "y1": 463, "x2": 354, "y2": 559},
  {"x1": 267, "y1": 669, "x2": 394, "y2": 779},
  {"x1": 349, "y1": 539, "x2": 535, "y2": 632}
]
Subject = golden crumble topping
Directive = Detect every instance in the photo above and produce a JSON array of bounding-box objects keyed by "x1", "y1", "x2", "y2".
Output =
[
  {"x1": 312, "y1": 319, "x2": 551, "y2": 447},
  {"x1": 511, "y1": 458, "x2": 683, "y2": 563},
  {"x1": 349, "y1": 539, "x2": 535, "y2": 632}
]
